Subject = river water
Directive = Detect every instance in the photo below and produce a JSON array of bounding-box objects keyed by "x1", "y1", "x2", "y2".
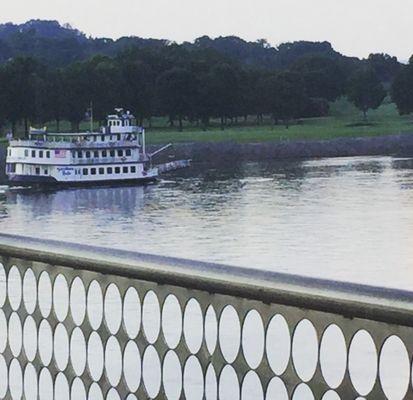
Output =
[{"x1": 1, "y1": 155, "x2": 413, "y2": 290}]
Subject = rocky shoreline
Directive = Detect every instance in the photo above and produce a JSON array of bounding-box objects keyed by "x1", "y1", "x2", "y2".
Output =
[
  {"x1": 150, "y1": 133, "x2": 413, "y2": 163},
  {"x1": 2, "y1": 133, "x2": 413, "y2": 182}
]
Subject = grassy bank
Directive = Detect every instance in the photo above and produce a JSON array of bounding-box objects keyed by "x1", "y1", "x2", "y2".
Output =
[
  {"x1": 146, "y1": 100, "x2": 413, "y2": 145},
  {"x1": 2, "y1": 99, "x2": 413, "y2": 146}
]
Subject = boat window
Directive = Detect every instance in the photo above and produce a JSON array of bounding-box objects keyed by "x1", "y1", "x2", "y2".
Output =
[
  {"x1": 118, "y1": 150, "x2": 123, "y2": 157},
  {"x1": 77, "y1": 151, "x2": 83, "y2": 158},
  {"x1": 99, "y1": 168, "x2": 104, "y2": 175},
  {"x1": 123, "y1": 166, "x2": 128, "y2": 173},
  {"x1": 44, "y1": 169, "x2": 48, "y2": 175},
  {"x1": 24, "y1": 150, "x2": 29, "y2": 157},
  {"x1": 46, "y1": 151, "x2": 50, "y2": 158},
  {"x1": 83, "y1": 168, "x2": 88, "y2": 176},
  {"x1": 39, "y1": 151, "x2": 43, "y2": 158},
  {"x1": 31, "y1": 150, "x2": 36, "y2": 158},
  {"x1": 115, "y1": 167, "x2": 120, "y2": 174},
  {"x1": 101, "y1": 135, "x2": 105, "y2": 142},
  {"x1": 117, "y1": 134, "x2": 121, "y2": 140},
  {"x1": 107, "y1": 167, "x2": 113, "y2": 174},
  {"x1": 72, "y1": 151, "x2": 76, "y2": 158},
  {"x1": 131, "y1": 166, "x2": 136, "y2": 173},
  {"x1": 6, "y1": 164, "x2": 16, "y2": 173},
  {"x1": 91, "y1": 168, "x2": 96, "y2": 175},
  {"x1": 86, "y1": 151, "x2": 91, "y2": 159},
  {"x1": 102, "y1": 150, "x2": 107, "y2": 157},
  {"x1": 110, "y1": 150, "x2": 115, "y2": 157},
  {"x1": 35, "y1": 167, "x2": 40, "y2": 175},
  {"x1": 126, "y1": 149, "x2": 131, "y2": 156},
  {"x1": 94, "y1": 151, "x2": 99, "y2": 158}
]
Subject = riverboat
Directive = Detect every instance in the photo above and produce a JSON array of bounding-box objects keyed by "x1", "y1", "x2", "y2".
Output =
[{"x1": 5, "y1": 109, "x2": 172, "y2": 187}]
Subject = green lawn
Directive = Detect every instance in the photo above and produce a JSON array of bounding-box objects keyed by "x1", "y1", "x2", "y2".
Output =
[
  {"x1": 3, "y1": 99, "x2": 413, "y2": 146},
  {"x1": 146, "y1": 100, "x2": 413, "y2": 145}
]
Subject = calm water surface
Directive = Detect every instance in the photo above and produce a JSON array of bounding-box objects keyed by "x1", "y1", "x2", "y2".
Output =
[{"x1": 1, "y1": 155, "x2": 413, "y2": 290}]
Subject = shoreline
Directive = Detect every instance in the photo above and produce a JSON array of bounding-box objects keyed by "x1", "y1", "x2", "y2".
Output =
[
  {"x1": 1, "y1": 133, "x2": 413, "y2": 182},
  {"x1": 150, "y1": 132, "x2": 413, "y2": 163}
]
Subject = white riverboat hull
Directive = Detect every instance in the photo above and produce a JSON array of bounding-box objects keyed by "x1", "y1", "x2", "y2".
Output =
[
  {"x1": 7, "y1": 166, "x2": 158, "y2": 187},
  {"x1": 7, "y1": 175, "x2": 158, "y2": 188}
]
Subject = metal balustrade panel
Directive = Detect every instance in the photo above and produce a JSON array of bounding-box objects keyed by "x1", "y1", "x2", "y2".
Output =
[{"x1": 0, "y1": 234, "x2": 412, "y2": 400}]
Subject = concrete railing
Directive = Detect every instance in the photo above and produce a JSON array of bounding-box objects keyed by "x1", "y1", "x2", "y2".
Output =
[{"x1": 0, "y1": 233, "x2": 412, "y2": 400}]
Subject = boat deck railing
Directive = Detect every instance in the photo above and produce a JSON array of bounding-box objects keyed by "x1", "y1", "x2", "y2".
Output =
[
  {"x1": 0, "y1": 233, "x2": 411, "y2": 399},
  {"x1": 8, "y1": 139, "x2": 139, "y2": 149}
]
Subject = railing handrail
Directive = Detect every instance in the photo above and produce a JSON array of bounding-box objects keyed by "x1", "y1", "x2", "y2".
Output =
[
  {"x1": 1, "y1": 232, "x2": 412, "y2": 326},
  {"x1": 8, "y1": 140, "x2": 139, "y2": 149}
]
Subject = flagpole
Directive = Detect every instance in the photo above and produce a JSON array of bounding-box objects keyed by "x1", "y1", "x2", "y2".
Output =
[{"x1": 90, "y1": 101, "x2": 93, "y2": 133}]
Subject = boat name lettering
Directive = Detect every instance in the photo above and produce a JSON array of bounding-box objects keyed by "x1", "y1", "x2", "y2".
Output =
[{"x1": 57, "y1": 167, "x2": 74, "y2": 176}]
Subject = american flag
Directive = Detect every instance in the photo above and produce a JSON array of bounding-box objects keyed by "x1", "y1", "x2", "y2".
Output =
[{"x1": 54, "y1": 150, "x2": 67, "y2": 158}]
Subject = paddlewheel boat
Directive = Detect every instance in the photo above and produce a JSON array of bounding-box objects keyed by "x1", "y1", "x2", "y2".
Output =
[{"x1": 5, "y1": 108, "x2": 188, "y2": 187}]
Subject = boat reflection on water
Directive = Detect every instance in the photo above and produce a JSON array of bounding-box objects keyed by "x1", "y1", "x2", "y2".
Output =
[{"x1": 5, "y1": 184, "x2": 152, "y2": 217}]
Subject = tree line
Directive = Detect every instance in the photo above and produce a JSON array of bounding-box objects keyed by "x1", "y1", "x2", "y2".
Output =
[
  {"x1": 1, "y1": 24, "x2": 411, "y2": 136},
  {"x1": 0, "y1": 44, "x2": 402, "y2": 136}
]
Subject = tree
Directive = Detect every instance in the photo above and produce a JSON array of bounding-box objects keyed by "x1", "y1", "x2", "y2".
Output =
[
  {"x1": 1, "y1": 57, "x2": 45, "y2": 134},
  {"x1": 291, "y1": 56, "x2": 346, "y2": 101},
  {"x1": 204, "y1": 62, "x2": 241, "y2": 129},
  {"x1": 40, "y1": 69, "x2": 65, "y2": 131},
  {"x1": 263, "y1": 72, "x2": 309, "y2": 127},
  {"x1": 391, "y1": 65, "x2": 413, "y2": 115},
  {"x1": 87, "y1": 56, "x2": 121, "y2": 122},
  {"x1": 59, "y1": 56, "x2": 119, "y2": 130},
  {"x1": 61, "y1": 62, "x2": 91, "y2": 131},
  {"x1": 156, "y1": 67, "x2": 196, "y2": 131},
  {"x1": 367, "y1": 53, "x2": 401, "y2": 84},
  {"x1": 117, "y1": 48, "x2": 162, "y2": 125},
  {"x1": 347, "y1": 68, "x2": 386, "y2": 119},
  {"x1": 237, "y1": 69, "x2": 262, "y2": 122}
]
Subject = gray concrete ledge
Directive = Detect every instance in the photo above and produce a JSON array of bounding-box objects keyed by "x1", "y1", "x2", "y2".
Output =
[{"x1": 0, "y1": 233, "x2": 412, "y2": 327}]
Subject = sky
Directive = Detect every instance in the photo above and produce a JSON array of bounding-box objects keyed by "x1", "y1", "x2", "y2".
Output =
[{"x1": 1, "y1": 0, "x2": 412, "y2": 61}]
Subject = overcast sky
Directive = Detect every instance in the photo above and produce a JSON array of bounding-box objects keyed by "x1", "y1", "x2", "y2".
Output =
[{"x1": 2, "y1": 0, "x2": 412, "y2": 60}]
